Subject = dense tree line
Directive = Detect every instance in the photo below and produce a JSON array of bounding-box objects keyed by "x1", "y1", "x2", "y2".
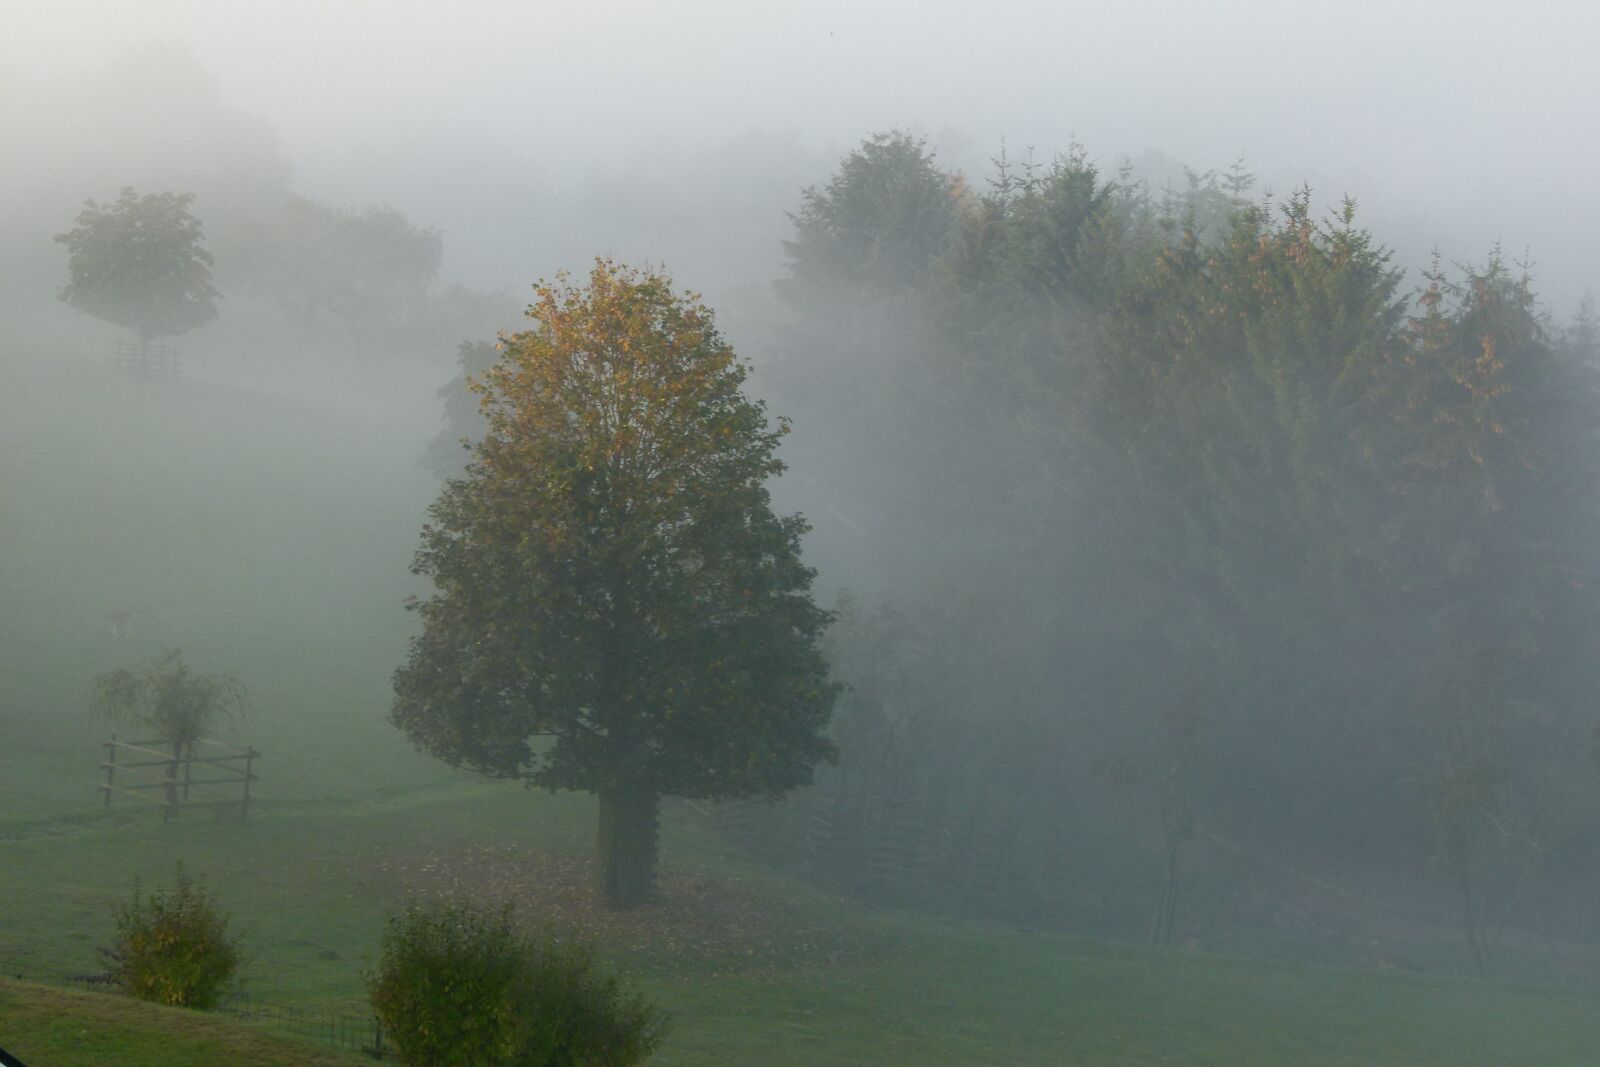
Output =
[{"x1": 758, "y1": 132, "x2": 1600, "y2": 971}]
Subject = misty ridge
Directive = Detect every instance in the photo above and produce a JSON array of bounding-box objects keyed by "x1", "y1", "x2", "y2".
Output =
[{"x1": 6, "y1": 32, "x2": 1600, "y2": 1045}]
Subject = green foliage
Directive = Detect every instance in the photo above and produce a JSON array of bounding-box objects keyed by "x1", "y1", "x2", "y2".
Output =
[
  {"x1": 1421, "y1": 754, "x2": 1509, "y2": 876},
  {"x1": 367, "y1": 901, "x2": 664, "y2": 1067},
  {"x1": 782, "y1": 130, "x2": 962, "y2": 294},
  {"x1": 103, "y1": 864, "x2": 241, "y2": 1010},
  {"x1": 942, "y1": 145, "x2": 1114, "y2": 305},
  {"x1": 768, "y1": 131, "x2": 1600, "y2": 945},
  {"x1": 513, "y1": 937, "x2": 664, "y2": 1067},
  {"x1": 393, "y1": 260, "x2": 838, "y2": 905},
  {"x1": 229, "y1": 194, "x2": 442, "y2": 341},
  {"x1": 1416, "y1": 648, "x2": 1516, "y2": 879},
  {"x1": 1069, "y1": 185, "x2": 1598, "y2": 850},
  {"x1": 94, "y1": 649, "x2": 245, "y2": 753},
  {"x1": 423, "y1": 339, "x2": 503, "y2": 479},
  {"x1": 55, "y1": 187, "x2": 220, "y2": 341},
  {"x1": 393, "y1": 262, "x2": 837, "y2": 785},
  {"x1": 368, "y1": 902, "x2": 524, "y2": 1066}
]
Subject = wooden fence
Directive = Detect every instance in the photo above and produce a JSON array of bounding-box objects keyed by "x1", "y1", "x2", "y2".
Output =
[
  {"x1": 100, "y1": 736, "x2": 258, "y2": 820},
  {"x1": 113, "y1": 340, "x2": 181, "y2": 377}
]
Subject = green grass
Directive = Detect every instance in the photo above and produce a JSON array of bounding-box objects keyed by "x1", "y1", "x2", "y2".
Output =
[
  {"x1": 3, "y1": 349, "x2": 1600, "y2": 1065},
  {"x1": 0, "y1": 978, "x2": 372, "y2": 1066},
  {"x1": 6, "y1": 785, "x2": 1600, "y2": 1066}
]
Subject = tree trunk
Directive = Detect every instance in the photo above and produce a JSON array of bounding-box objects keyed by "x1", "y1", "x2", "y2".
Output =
[
  {"x1": 1459, "y1": 867, "x2": 1486, "y2": 977},
  {"x1": 1150, "y1": 843, "x2": 1180, "y2": 946},
  {"x1": 597, "y1": 788, "x2": 659, "y2": 909}
]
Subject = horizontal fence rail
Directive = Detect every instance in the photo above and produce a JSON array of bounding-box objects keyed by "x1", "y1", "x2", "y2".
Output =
[
  {"x1": 99, "y1": 736, "x2": 258, "y2": 820},
  {"x1": 113, "y1": 341, "x2": 181, "y2": 377}
]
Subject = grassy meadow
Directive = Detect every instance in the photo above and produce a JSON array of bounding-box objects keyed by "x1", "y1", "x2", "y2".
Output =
[{"x1": 3, "y1": 350, "x2": 1600, "y2": 1065}]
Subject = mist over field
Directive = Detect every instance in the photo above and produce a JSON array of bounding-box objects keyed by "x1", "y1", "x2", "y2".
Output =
[{"x1": 5, "y1": 3, "x2": 1600, "y2": 1064}]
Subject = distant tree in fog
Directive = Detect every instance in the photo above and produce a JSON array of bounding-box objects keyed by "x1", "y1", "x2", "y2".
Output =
[
  {"x1": 1091, "y1": 692, "x2": 1210, "y2": 948},
  {"x1": 1416, "y1": 647, "x2": 1517, "y2": 977},
  {"x1": 392, "y1": 259, "x2": 839, "y2": 908},
  {"x1": 229, "y1": 195, "x2": 441, "y2": 342},
  {"x1": 1557, "y1": 292, "x2": 1598, "y2": 365},
  {"x1": 95, "y1": 650, "x2": 246, "y2": 814},
  {"x1": 55, "y1": 187, "x2": 219, "y2": 343},
  {"x1": 781, "y1": 130, "x2": 963, "y2": 295},
  {"x1": 421, "y1": 339, "x2": 502, "y2": 480},
  {"x1": 1148, "y1": 698, "x2": 1208, "y2": 947},
  {"x1": 771, "y1": 133, "x2": 1600, "y2": 962}
]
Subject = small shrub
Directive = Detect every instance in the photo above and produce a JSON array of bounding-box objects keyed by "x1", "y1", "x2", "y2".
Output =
[
  {"x1": 103, "y1": 864, "x2": 241, "y2": 1009},
  {"x1": 368, "y1": 902, "x2": 526, "y2": 1066},
  {"x1": 368, "y1": 900, "x2": 665, "y2": 1067},
  {"x1": 518, "y1": 939, "x2": 665, "y2": 1067}
]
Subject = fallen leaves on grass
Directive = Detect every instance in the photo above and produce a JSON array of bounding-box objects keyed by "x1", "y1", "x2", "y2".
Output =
[{"x1": 374, "y1": 845, "x2": 870, "y2": 975}]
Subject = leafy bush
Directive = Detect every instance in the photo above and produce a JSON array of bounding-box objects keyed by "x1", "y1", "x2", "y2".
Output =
[
  {"x1": 516, "y1": 938, "x2": 665, "y2": 1067},
  {"x1": 368, "y1": 901, "x2": 665, "y2": 1067},
  {"x1": 103, "y1": 864, "x2": 241, "y2": 1009}
]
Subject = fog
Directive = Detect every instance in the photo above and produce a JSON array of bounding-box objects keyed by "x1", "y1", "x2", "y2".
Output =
[
  {"x1": 10, "y1": 1, "x2": 1600, "y2": 305},
  {"x1": 6, "y1": 3, "x2": 1600, "y2": 1063}
]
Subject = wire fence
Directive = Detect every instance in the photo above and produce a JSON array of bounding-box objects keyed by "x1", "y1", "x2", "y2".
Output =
[
  {"x1": 0, "y1": 958, "x2": 389, "y2": 1059},
  {"x1": 226, "y1": 1002, "x2": 387, "y2": 1059}
]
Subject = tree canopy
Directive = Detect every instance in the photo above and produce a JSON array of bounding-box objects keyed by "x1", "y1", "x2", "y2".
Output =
[
  {"x1": 55, "y1": 187, "x2": 220, "y2": 342},
  {"x1": 229, "y1": 195, "x2": 441, "y2": 341},
  {"x1": 763, "y1": 132, "x2": 1600, "y2": 962},
  {"x1": 393, "y1": 259, "x2": 838, "y2": 906},
  {"x1": 781, "y1": 130, "x2": 963, "y2": 295}
]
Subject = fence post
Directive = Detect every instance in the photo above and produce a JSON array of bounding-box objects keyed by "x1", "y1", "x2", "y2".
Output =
[
  {"x1": 103, "y1": 735, "x2": 117, "y2": 809},
  {"x1": 163, "y1": 740, "x2": 181, "y2": 821},
  {"x1": 182, "y1": 744, "x2": 194, "y2": 802}
]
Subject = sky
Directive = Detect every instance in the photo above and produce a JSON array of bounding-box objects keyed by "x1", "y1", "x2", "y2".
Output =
[{"x1": 7, "y1": 0, "x2": 1600, "y2": 308}]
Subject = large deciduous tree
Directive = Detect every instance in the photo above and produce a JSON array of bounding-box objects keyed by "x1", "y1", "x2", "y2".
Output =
[
  {"x1": 392, "y1": 259, "x2": 839, "y2": 908},
  {"x1": 55, "y1": 187, "x2": 220, "y2": 343}
]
